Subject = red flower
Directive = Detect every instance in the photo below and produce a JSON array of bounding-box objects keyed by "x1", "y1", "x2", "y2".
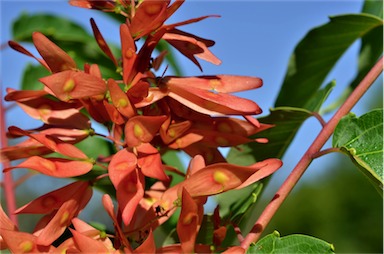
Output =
[
  {"x1": 160, "y1": 157, "x2": 282, "y2": 211},
  {"x1": 177, "y1": 188, "x2": 200, "y2": 253},
  {"x1": 1, "y1": 1, "x2": 284, "y2": 252},
  {"x1": 8, "y1": 181, "x2": 92, "y2": 246}
]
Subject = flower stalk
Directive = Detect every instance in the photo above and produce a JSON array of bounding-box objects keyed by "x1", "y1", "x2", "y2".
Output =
[{"x1": 0, "y1": 90, "x2": 18, "y2": 227}]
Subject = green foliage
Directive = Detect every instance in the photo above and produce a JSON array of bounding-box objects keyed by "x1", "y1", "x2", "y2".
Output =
[
  {"x1": 333, "y1": 109, "x2": 383, "y2": 193},
  {"x1": 264, "y1": 159, "x2": 383, "y2": 253},
  {"x1": 4, "y1": 1, "x2": 383, "y2": 252},
  {"x1": 225, "y1": 5, "x2": 383, "y2": 252},
  {"x1": 20, "y1": 64, "x2": 49, "y2": 90},
  {"x1": 247, "y1": 231, "x2": 335, "y2": 254},
  {"x1": 12, "y1": 13, "x2": 120, "y2": 84},
  {"x1": 13, "y1": 13, "x2": 92, "y2": 43},
  {"x1": 227, "y1": 81, "x2": 335, "y2": 164},
  {"x1": 275, "y1": 14, "x2": 383, "y2": 108}
]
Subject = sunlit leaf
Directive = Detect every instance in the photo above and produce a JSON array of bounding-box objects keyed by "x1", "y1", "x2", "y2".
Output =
[
  {"x1": 216, "y1": 182, "x2": 263, "y2": 225},
  {"x1": 275, "y1": 13, "x2": 383, "y2": 108},
  {"x1": 227, "y1": 107, "x2": 313, "y2": 164},
  {"x1": 332, "y1": 109, "x2": 383, "y2": 192},
  {"x1": 247, "y1": 231, "x2": 335, "y2": 253},
  {"x1": 227, "y1": 81, "x2": 335, "y2": 164},
  {"x1": 324, "y1": 3, "x2": 383, "y2": 113}
]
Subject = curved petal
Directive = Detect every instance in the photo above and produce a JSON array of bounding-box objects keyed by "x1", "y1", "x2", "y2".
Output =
[
  {"x1": 125, "y1": 115, "x2": 167, "y2": 147},
  {"x1": 32, "y1": 32, "x2": 77, "y2": 73},
  {"x1": 162, "y1": 75, "x2": 262, "y2": 93},
  {"x1": 39, "y1": 70, "x2": 107, "y2": 102},
  {"x1": 4, "y1": 156, "x2": 93, "y2": 178}
]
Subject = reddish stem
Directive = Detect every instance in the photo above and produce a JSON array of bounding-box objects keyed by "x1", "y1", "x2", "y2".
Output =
[
  {"x1": 312, "y1": 147, "x2": 341, "y2": 159},
  {"x1": 241, "y1": 57, "x2": 383, "y2": 249},
  {"x1": 0, "y1": 92, "x2": 19, "y2": 226}
]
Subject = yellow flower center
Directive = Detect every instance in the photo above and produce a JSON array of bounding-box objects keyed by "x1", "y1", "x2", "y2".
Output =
[
  {"x1": 63, "y1": 78, "x2": 75, "y2": 93},
  {"x1": 60, "y1": 211, "x2": 70, "y2": 226},
  {"x1": 213, "y1": 170, "x2": 229, "y2": 185},
  {"x1": 19, "y1": 240, "x2": 34, "y2": 253},
  {"x1": 133, "y1": 124, "x2": 144, "y2": 139}
]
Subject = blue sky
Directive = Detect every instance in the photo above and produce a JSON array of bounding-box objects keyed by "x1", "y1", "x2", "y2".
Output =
[{"x1": 1, "y1": 1, "x2": 382, "y2": 220}]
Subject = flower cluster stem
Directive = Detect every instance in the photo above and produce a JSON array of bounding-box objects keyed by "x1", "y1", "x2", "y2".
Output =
[
  {"x1": 241, "y1": 56, "x2": 383, "y2": 249},
  {"x1": 1, "y1": 91, "x2": 19, "y2": 226}
]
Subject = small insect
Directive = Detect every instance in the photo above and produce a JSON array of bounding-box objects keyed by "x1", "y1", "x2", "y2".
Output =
[{"x1": 155, "y1": 205, "x2": 165, "y2": 216}]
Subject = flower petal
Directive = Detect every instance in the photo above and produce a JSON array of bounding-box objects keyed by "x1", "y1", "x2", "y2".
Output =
[
  {"x1": 137, "y1": 143, "x2": 169, "y2": 181},
  {"x1": 91, "y1": 18, "x2": 118, "y2": 66},
  {"x1": 186, "y1": 155, "x2": 206, "y2": 177},
  {"x1": 103, "y1": 100, "x2": 126, "y2": 125},
  {"x1": 32, "y1": 32, "x2": 77, "y2": 73},
  {"x1": 107, "y1": 78, "x2": 136, "y2": 118},
  {"x1": 4, "y1": 88, "x2": 48, "y2": 101},
  {"x1": 0, "y1": 139, "x2": 50, "y2": 162},
  {"x1": 163, "y1": 29, "x2": 221, "y2": 69},
  {"x1": 0, "y1": 229, "x2": 53, "y2": 253},
  {"x1": 15, "y1": 181, "x2": 89, "y2": 214},
  {"x1": 168, "y1": 85, "x2": 262, "y2": 115},
  {"x1": 160, "y1": 119, "x2": 192, "y2": 144},
  {"x1": 235, "y1": 158, "x2": 283, "y2": 189},
  {"x1": 8, "y1": 40, "x2": 50, "y2": 71},
  {"x1": 108, "y1": 148, "x2": 137, "y2": 188},
  {"x1": 117, "y1": 169, "x2": 145, "y2": 225},
  {"x1": 8, "y1": 126, "x2": 88, "y2": 159},
  {"x1": 177, "y1": 188, "x2": 199, "y2": 253},
  {"x1": 70, "y1": 228, "x2": 111, "y2": 253},
  {"x1": 162, "y1": 158, "x2": 281, "y2": 201},
  {"x1": 3, "y1": 156, "x2": 93, "y2": 178},
  {"x1": 162, "y1": 75, "x2": 262, "y2": 93},
  {"x1": 134, "y1": 229, "x2": 156, "y2": 253},
  {"x1": 125, "y1": 115, "x2": 167, "y2": 147},
  {"x1": 69, "y1": 0, "x2": 116, "y2": 11},
  {"x1": 120, "y1": 24, "x2": 137, "y2": 84},
  {"x1": 36, "y1": 183, "x2": 92, "y2": 245},
  {"x1": 39, "y1": 70, "x2": 107, "y2": 102},
  {"x1": 129, "y1": 0, "x2": 169, "y2": 39}
]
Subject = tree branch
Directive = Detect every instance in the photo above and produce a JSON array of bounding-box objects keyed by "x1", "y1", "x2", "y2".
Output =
[{"x1": 241, "y1": 56, "x2": 383, "y2": 249}]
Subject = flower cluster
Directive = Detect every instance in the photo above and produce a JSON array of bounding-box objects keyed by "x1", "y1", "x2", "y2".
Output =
[{"x1": 0, "y1": 0, "x2": 282, "y2": 253}]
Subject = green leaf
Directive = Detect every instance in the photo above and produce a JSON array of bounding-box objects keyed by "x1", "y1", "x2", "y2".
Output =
[
  {"x1": 161, "y1": 150, "x2": 185, "y2": 187},
  {"x1": 20, "y1": 64, "x2": 50, "y2": 90},
  {"x1": 227, "y1": 107, "x2": 315, "y2": 163},
  {"x1": 349, "y1": 1, "x2": 383, "y2": 90},
  {"x1": 13, "y1": 13, "x2": 92, "y2": 43},
  {"x1": 275, "y1": 14, "x2": 383, "y2": 108},
  {"x1": 332, "y1": 109, "x2": 383, "y2": 192},
  {"x1": 247, "y1": 231, "x2": 335, "y2": 254},
  {"x1": 196, "y1": 215, "x2": 214, "y2": 245},
  {"x1": 76, "y1": 136, "x2": 114, "y2": 160},
  {"x1": 216, "y1": 182, "x2": 263, "y2": 225},
  {"x1": 362, "y1": 0, "x2": 383, "y2": 19},
  {"x1": 227, "y1": 81, "x2": 334, "y2": 164},
  {"x1": 12, "y1": 13, "x2": 120, "y2": 80},
  {"x1": 161, "y1": 150, "x2": 185, "y2": 172}
]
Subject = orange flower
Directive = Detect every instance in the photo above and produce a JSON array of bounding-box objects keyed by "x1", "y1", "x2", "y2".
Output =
[
  {"x1": 12, "y1": 181, "x2": 92, "y2": 246},
  {"x1": 160, "y1": 157, "x2": 282, "y2": 210},
  {"x1": 177, "y1": 188, "x2": 200, "y2": 253},
  {"x1": 5, "y1": 88, "x2": 90, "y2": 129},
  {"x1": 160, "y1": 75, "x2": 262, "y2": 116},
  {"x1": 69, "y1": 0, "x2": 117, "y2": 12}
]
